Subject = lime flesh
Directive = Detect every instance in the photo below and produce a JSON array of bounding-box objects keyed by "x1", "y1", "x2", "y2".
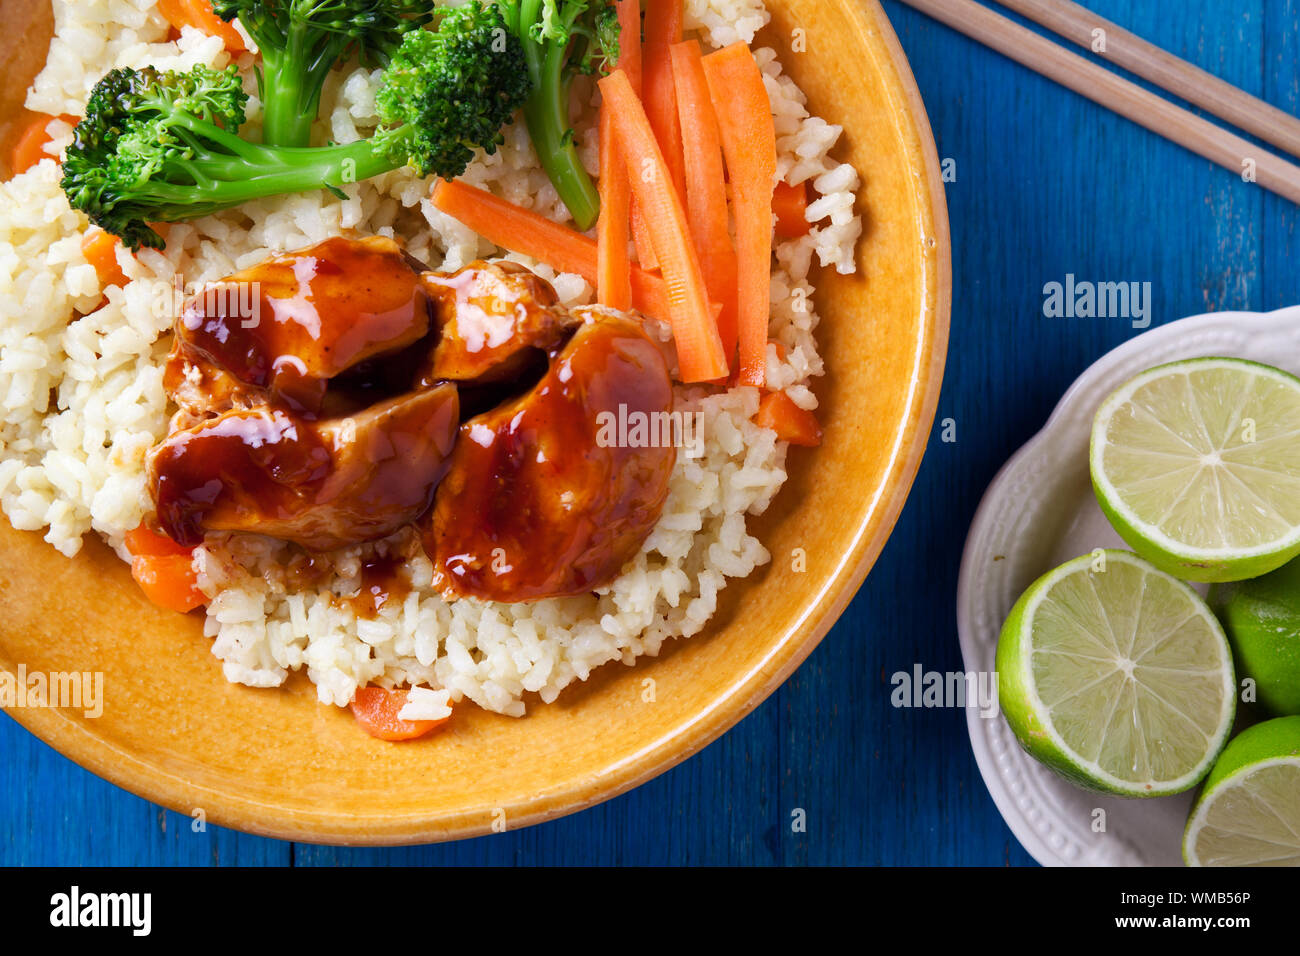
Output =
[
  {"x1": 1091, "y1": 358, "x2": 1300, "y2": 583},
  {"x1": 997, "y1": 550, "x2": 1236, "y2": 796},
  {"x1": 1184, "y1": 716, "x2": 1300, "y2": 866}
]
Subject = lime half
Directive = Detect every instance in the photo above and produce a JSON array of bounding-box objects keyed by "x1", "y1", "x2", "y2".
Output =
[
  {"x1": 997, "y1": 550, "x2": 1236, "y2": 796},
  {"x1": 1184, "y1": 716, "x2": 1300, "y2": 866},
  {"x1": 1091, "y1": 358, "x2": 1300, "y2": 583}
]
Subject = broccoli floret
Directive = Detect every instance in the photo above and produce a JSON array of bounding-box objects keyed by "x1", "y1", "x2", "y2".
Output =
[
  {"x1": 374, "y1": 8, "x2": 532, "y2": 183},
  {"x1": 62, "y1": 5, "x2": 528, "y2": 251},
  {"x1": 211, "y1": 0, "x2": 434, "y2": 148},
  {"x1": 497, "y1": 0, "x2": 619, "y2": 231}
]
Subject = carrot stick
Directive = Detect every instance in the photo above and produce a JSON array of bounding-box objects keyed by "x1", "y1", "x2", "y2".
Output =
[
  {"x1": 630, "y1": 196, "x2": 659, "y2": 270},
  {"x1": 350, "y1": 687, "x2": 450, "y2": 742},
  {"x1": 702, "y1": 43, "x2": 777, "y2": 387},
  {"x1": 157, "y1": 0, "x2": 246, "y2": 52},
  {"x1": 613, "y1": 0, "x2": 658, "y2": 271},
  {"x1": 755, "y1": 390, "x2": 822, "y2": 447},
  {"x1": 596, "y1": 4, "x2": 643, "y2": 311},
  {"x1": 9, "y1": 114, "x2": 77, "y2": 176},
  {"x1": 642, "y1": 0, "x2": 686, "y2": 202},
  {"x1": 670, "y1": 39, "x2": 739, "y2": 368},
  {"x1": 615, "y1": 0, "x2": 643, "y2": 90},
  {"x1": 598, "y1": 68, "x2": 728, "y2": 382},
  {"x1": 773, "y1": 180, "x2": 811, "y2": 238},
  {"x1": 597, "y1": 102, "x2": 632, "y2": 311},
  {"x1": 431, "y1": 178, "x2": 675, "y2": 323}
]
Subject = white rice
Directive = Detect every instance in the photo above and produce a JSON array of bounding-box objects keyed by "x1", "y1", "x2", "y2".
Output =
[{"x1": 0, "y1": 0, "x2": 861, "y2": 716}]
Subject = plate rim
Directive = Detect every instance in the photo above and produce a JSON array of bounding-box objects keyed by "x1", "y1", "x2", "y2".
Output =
[{"x1": 1, "y1": 0, "x2": 952, "y2": 845}]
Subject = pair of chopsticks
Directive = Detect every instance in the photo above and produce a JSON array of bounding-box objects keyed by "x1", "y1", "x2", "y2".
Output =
[{"x1": 894, "y1": 0, "x2": 1300, "y2": 206}]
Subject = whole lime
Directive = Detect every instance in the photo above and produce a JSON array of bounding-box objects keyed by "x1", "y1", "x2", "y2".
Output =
[{"x1": 1209, "y1": 556, "x2": 1300, "y2": 717}]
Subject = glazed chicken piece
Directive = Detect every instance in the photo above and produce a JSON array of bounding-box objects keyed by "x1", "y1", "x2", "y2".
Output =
[
  {"x1": 165, "y1": 235, "x2": 433, "y2": 419},
  {"x1": 149, "y1": 237, "x2": 677, "y2": 576},
  {"x1": 418, "y1": 259, "x2": 579, "y2": 386},
  {"x1": 425, "y1": 316, "x2": 676, "y2": 602},
  {"x1": 149, "y1": 384, "x2": 459, "y2": 551}
]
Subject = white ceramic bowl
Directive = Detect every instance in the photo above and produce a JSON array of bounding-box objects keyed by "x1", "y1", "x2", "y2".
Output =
[{"x1": 957, "y1": 306, "x2": 1300, "y2": 867}]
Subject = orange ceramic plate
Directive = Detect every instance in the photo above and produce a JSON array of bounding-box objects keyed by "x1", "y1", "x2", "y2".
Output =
[{"x1": 0, "y1": 0, "x2": 950, "y2": 844}]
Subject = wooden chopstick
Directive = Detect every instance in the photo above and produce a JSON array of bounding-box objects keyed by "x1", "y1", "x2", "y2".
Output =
[
  {"x1": 998, "y1": 0, "x2": 1300, "y2": 158},
  {"x1": 893, "y1": 0, "x2": 1300, "y2": 206}
]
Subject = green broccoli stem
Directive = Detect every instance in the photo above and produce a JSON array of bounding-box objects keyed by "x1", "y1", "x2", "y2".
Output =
[
  {"x1": 260, "y1": 57, "x2": 316, "y2": 149},
  {"x1": 143, "y1": 112, "x2": 407, "y2": 218},
  {"x1": 518, "y1": 8, "x2": 601, "y2": 231},
  {"x1": 258, "y1": 18, "x2": 347, "y2": 148}
]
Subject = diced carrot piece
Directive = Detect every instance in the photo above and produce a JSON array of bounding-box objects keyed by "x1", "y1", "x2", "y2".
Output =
[
  {"x1": 127, "y1": 521, "x2": 202, "y2": 611},
  {"x1": 702, "y1": 43, "x2": 777, "y2": 387},
  {"x1": 598, "y1": 69, "x2": 728, "y2": 383},
  {"x1": 430, "y1": 178, "x2": 678, "y2": 326},
  {"x1": 157, "y1": 0, "x2": 246, "y2": 53},
  {"x1": 350, "y1": 687, "x2": 450, "y2": 742},
  {"x1": 642, "y1": 0, "x2": 686, "y2": 202},
  {"x1": 670, "y1": 39, "x2": 740, "y2": 369},
  {"x1": 131, "y1": 554, "x2": 206, "y2": 613},
  {"x1": 597, "y1": 100, "x2": 633, "y2": 311},
  {"x1": 126, "y1": 522, "x2": 193, "y2": 558},
  {"x1": 81, "y1": 228, "x2": 130, "y2": 290},
  {"x1": 9, "y1": 114, "x2": 77, "y2": 176},
  {"x1": 755, "y1": 390, "x2": 822, "y2": 447},
  {"x1": 10, "y1": 118, "x2": 54, "y2": 176},
  {"x1": 774, "y1": 180, "x2": 811, "y2": 238}
]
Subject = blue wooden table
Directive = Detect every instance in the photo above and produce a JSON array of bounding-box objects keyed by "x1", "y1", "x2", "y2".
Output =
[{"x1": 3, "y1": 0, "x2": 1298, "y2": 866}]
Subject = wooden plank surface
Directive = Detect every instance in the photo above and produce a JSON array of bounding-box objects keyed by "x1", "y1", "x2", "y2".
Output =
[{"x1": 2, "y1": 0, "x2": 1298, "y2": 866}]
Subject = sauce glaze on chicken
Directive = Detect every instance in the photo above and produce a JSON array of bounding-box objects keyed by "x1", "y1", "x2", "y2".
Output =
[
  {"x1": 147, "y1": 236, "x2": 678, "y2": 601},
  {"x1": 151, "y1": 386, "x2": 460, "y2": 551},
  {"x1": 165, "y1": 236, "x2": 433, "y2": 420},
  {"x1": 419, "y1": 258, "x2": 578, "y2": 386}
]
